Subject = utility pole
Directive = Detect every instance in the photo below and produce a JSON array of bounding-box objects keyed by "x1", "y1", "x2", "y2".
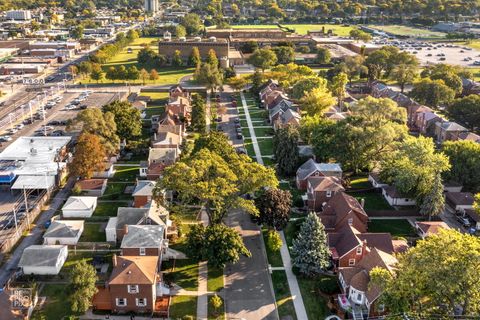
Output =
[{"x1": 23, "y1": 187, "x2": 29, "y2": 227}]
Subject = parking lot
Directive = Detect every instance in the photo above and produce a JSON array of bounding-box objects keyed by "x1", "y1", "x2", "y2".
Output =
[{"x1": 373, "y1": 39, "x2": 480, "y2": 67}]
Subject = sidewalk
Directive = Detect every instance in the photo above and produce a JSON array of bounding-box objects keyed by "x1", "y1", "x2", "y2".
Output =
[
  {"x1": 240, "y1": 92, "x2": 263, "y2": 165},
  {"x1": 197, "y1": 261, "x2": 208, "y2": 320}
]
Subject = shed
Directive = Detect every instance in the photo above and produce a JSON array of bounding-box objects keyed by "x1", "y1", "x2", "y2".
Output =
[
  {"x1": 18, "y1": 245, "x2": 68, "y2": 275},
  {"x1": 62, "y1": 196, "x2": 97, "y2": 218}
]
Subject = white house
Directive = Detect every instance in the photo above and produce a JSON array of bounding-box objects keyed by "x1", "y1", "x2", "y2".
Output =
[
  {"x1": 18, "y1": 245, "x2": 68, "y2": 275},
  {"x1": 105, "y1": 217, "x2": 118, "y2": 243},
  {"x1": 368, "y1": 172, "x2": 388, "y2": 189},
  {"x1": 382, "y1": 186, "x2": 416, "y2": 206},
  {"x1": 62, "y1": 196, "x2": 97, "y2": 218},
  {"x1": 43, "y1": 220, "x2": 84, "y2": 245}
]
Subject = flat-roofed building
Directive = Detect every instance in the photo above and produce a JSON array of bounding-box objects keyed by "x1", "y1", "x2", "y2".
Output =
[{"x1": 6, "y1": 10, "x2": 32, "y2": 21}]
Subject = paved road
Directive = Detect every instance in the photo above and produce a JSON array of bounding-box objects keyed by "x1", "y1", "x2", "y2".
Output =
[
  {"x1": 224, "y1": 209, "x2": 278, "y2": 320},
  {"x1": 0, "y1": 178, "x2": 75, "y2": 288}
]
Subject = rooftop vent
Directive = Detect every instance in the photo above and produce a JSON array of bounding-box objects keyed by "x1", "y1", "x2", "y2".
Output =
[
  {"x1": 30, "y1": 148, "x2": 37, "y2": 155},
  {"x1": 209, "y1": 36, "x2": 217, "y2": 42}
]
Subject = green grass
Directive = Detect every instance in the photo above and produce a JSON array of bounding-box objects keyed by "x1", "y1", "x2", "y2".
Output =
[
  {"x1": 79, "y1": 222, "x2": 105, "y2": 242},
  {"x1": 367, "y1": 25, "x2": 446, "y2": 38},
  {"x1": 257, "y1": 138, "x2": 274, "y2": 155},
  {"x1": 100, "y1": 182, "x2": 132, "y2": 200},
  {"x1": 262, "y1": 228, "x2": 283, "y2": 267},
  {"x1": 163, "y1": 259, "x2": 199, "y2": 291},
  {"x1": 93, "y1": 201, "x2": 124, "y2": 217},
  {"x1": 349, "y1": 176, "x2": 372, "y2": 189},
  {"x1": 140, "y1": 91, "x2": 169, "y2": 101},
  {"x1": 144, "y1": 106, "x2": 165, "y2": 119},
  {"x1": 207, "y1": 265, "x2": 224, "y2": 292},
  {"x1": 32, "y1": 284, "x2": 80, "y2": 320},
  {"x1": 253, "y1": 126, "x2": 274, "y2": 137},
  {"x1": 297, "y1": 275, "x2": 337, "y2": 319},
  {"x1": 349, "y1": 191, "x2": 393, "y2": 211},
  {"x1": 284, "y1": 218, "x2": 304, "y2": 251},
  {"x1": 111, "y1": 166, "x2": 139, "y2": 181},
  {"x1": 231, "y1": 23, "x2": 355, "y2": 36},
  {"x1": 169, "y1": 295, "x2": 197, "y2": 319},
  {"x1": 207, "y1": 295, "x2": 225, "y2": 320},
  {"x1": 368, "y1": 219, "x2": 417, "y2": 238},
  {"x1": 262, "y1": 157, "x2": 275, "y2": 166},
  {"x1": 170, "y1": 205, "x2": 200, "y2": 223},
  {"x1": 271, "y1": 271, "x2": 297, "y2": 320}
]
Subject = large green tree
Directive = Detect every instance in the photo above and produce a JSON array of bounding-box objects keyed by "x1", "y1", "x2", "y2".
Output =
[
  {"x1": 410, "y1": 78, "x2": 455, "y2": 107},
  {"x1": 290, "y1": 77, "x2": 328, "y2": 100},
  {"x1": 69, "y1": 260, "x2": 98, "y2": 313},
  {"x1": 180, "y1": 13, "x2": 203, "y2": 35},
  {"x1": 299, "y1": 86, "x2": 336, "y2": 116},
  {"x1": 329, "y1": 72, "x2": 348, "y2": 109},
  {"x1": 74, "y1": 108, "x2": 119, "y2": 154},
  {"x1": 69, "y1": 133, "x2": 106, "y2": 179},
  {"x1": 194, "y1": 62, "x2": 223, "y2": 91},
  {"x1": 443, "y1": 140, "x2": 480, "y2": 192},
  {"x1": 190, "y1": 94, "x2": 207, "y2": 133},
  {"x1": 255, "y1": 188, "x2": 292, "y2": 230},
  {"x1": 447, "y1": 94, "x2": 480, "y2": 131},
  {"x1": 272, "y1": 46, "x2": 295, "y2": 64},
  {"x1": 102, "y1": 100, "x2": 141, "y2": 141},
  {"x1": 248, "y1": 48, "x2": 278, "y2": 72},
  {"x1": 273, "y1": 126, "x2": 300, "y2": 176}
]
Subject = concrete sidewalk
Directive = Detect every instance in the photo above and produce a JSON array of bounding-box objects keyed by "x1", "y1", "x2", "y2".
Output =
[
  {"x1": 197, "y1": 261, "x2": 208, "y2": 320},
  {"x1": 240, "y1": 92, "x2": 263, "y2": 165}
]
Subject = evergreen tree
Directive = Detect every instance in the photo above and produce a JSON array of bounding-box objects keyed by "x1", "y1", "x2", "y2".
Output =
[
  {"x1": 292, "y1": 212, "x2": 330, "y2": 277},
  {"x1": 250, "y1": 69, "x2": 263, "y2": 95},
  {"x1": 273, "y1": 126, "x2": 300, "y2": 176},
  {"x1": 191, "y1": 94, "x2": 207, "y2": 133},
  {"x1": 189, "y1": 46, "x2": 201, "y2": 68},
  {"x1": 419, "y1": 173, "x2": 445, "y2": 220}
]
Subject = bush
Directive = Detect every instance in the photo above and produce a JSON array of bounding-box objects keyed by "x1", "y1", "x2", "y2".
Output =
[
  {"x1": 72, "y1": 184, "x2": 82, "y2": 195},
  {"x1": 266, "y1": 230, "x2": 283, "y2": 252},
  {"x1": 293, "y1": 196, "x2": 305, "y2": 208},
  {"x1": 315, "y1": 276, "x2": 340, "y2": 294}
]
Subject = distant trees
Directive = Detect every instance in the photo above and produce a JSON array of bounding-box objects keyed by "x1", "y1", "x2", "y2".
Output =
[
  {"x1": 273, "y1": 126, "x2": 300, "y2": 176},
  {"x1": 69, "y1": 133, "x2": 106, "y2": 179},
  {"x1": 410, "y1": 78, "x2": 455, "y2": 107},
  {"x1": 102, "y1": 101, "x2": 142, "y2": 141},
  {"x1": 421, "y1": 63, "x2": 464, "y2": 94},
  {"x1": 446, "y1": 95, "x2": 480, "y2": 131},
  {"x1": 190, "y1": 94, "x2": 207, "y2": 133},
  {"x1": 272, "y1": 46, "x2": 295, "y2": 64},
  {"x1": 316, "y1": 47, "x2": 331, "y2": 64},
  {"x1": 349, "y1": 28, "x2": 372, "y2": 42},
  {"x1": 180, "y1": 13, "x2": 203, "y2": 35},
  {"x1": 292, "y1": 213, "x2": 330, "y2": 277},
  {"x1": 255, "y1": 188, "x2": 292, "y2": 230},
  {"x1": 175, "y1": 25, "x2": 186, "y2": 38},
  {"x1": 69, "y1": 260, "x2": 98, "y2": 313},
  {"x1": 248, "y1": 48, "x2": 278, "y2": 72},
  {"x1": 365, "y1": 46, "x2": 417, "y2": 82}
]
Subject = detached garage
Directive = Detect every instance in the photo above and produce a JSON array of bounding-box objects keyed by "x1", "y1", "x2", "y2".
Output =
[
  {"x1": 43, "y1": 220, "x2": 84, "y2": 245},
  {"x1": 18, "y1": 245, "x2": 68, "y2": 275},
  {"x1": 62, "y1": 196, "x2": 97, "y2": 218}
]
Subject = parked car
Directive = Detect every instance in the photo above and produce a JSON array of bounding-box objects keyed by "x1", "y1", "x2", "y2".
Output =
[
  {"x1": 457, "y1": 215, "x2": 471, "y2": 228},
  {"x1": 236, "y1": 133, "x2": 243, "y2": 140},
  {"x1": 234, "y1": 118, "x2": 240, "y2": 124},
  {"x1": 0, "y1": 135, "x2": 12, "y2": 142}
]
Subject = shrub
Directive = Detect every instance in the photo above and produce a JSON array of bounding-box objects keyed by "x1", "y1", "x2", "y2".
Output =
[
  {"x1": 266, "y1": 230, "x2": 283, "y2": 252},
  {"x1": 72, "y1": 183, "x2": 82, "y2": 195},
  {"x1": 315, "y1": 276, "x2": 340, "y2": 294}
]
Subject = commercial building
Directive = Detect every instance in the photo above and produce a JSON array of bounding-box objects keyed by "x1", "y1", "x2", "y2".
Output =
[
  {"x1": 6, "y1": 10, "x2": 32, "y2": 21},
  {"x1": 144, "y1": 0, "x2": 159, "y2": 13}
]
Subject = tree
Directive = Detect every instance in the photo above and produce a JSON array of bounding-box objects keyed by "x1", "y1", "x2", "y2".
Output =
[
  {"x1": 344, "y1": 55, "x2": 367, "y2": 84},
  {"x1": 137, "y1": 47, "x2": 158, "y2": 65},
  {"x1": 186, "y1": 224, "x2": 251, "y2": 268},
  {"x1": 175, "y1": 24, "x2": 186, "y2": 38},
  {"x1": 446, "y1": 94, "x2": 480, "y2": 131},
  {"x1": 102, "y1": 101, "x2": 141, "y2": 141},
  {"x1": 188, "y1": 46, "x2": 201, "y2": 68},
  {"x1": 443, "y1": 140, "x2": 480, "y2": 192},
  {"x1": 172, "y1": 50, "x2": 183, "y2": 67},
  {"x1": 349, "y1": 28, "x2": 372, "y2": 42},
  {"x1": 273, "y1": 46, "x2": 295, "y2": 64},
  {"x1": 69, "y1": 260, "x2": 98, "y2": 312},
  {"x1": 126, "y1": 65, "x2": 139, "y2": 81},
  {"x1": 410, "y1": 78, "x2": 456, "y2": 107},
  {"x1": 273, "y1": 126, "x2": 300, "y2": 176},
  {"x1": 255, "y1": 188, "x2": 292, "y2": 230},
  {"x1": 89, "y1": 64, "x2": 104, "y2": 83},
  {"x1": 181, "y1": 13, "x2": 203, "y2": 35},
  {"x1": 290, "y1": 77, "x2": 326, "y2": 100},
  {"x1": 126, "y1": 29, "x2": 139, "y2": 41},
  {"x1": 78, "y1": 61, "x2": 92, "y2": 79},
  {"x1": 371, "y1": 229, "x2": 480, "y2": 317},
  {"x1": 71, "y1": 25, "x2": 84, "y2": 39},
  {"x1": 329, "y1": 72, "x2": 348, "y2": 109},
  {"x1": 157, "y1": 148, "x2": 277, "y2": 224},
  {"x1": 149, "y1": 69, "x2": 159, "y2": 81},
  {"x1": 116, "y1": 65, "x2": 128, "y2": 81},
  {"x1": 291, "y1": 213, "x2": 330, "y2": 277},
  {"x1": 206, "y1": 49, "x2": 218, "y2": 68},
  {"x1": 419, "y1": 173, "x2": 445, "y2": 220},
  {"x1": 299, "y1": 86, "x2": 335, "y2": 116},
  {"x1": 316, "y1": 47, "x2": 331, "y2": 64},
  {"x1": 227, "y1": 76, "x2": 248, "y2": 92},
  {"x1": 248, "y1": 48, "x2": 278, "y2": 72},
  {"x1": 266, "y1": 230, "x2": 283, "y2": 252},
  {"x1": 210, "y1": 294, "x2": 223, "y2": 316},
  {"x1": 74, "y1": 108, "x2": 119, "y2": 154},
  {"x1": 421, "y1": 63, "x2": 464, "y2": 94},
  {"x1": 139, "y1": 68, "x2": 149, "y2": 85},
  {"x1": 240, "y1": 41, "x2": 258, "y2": 54},
  {"x1": 105, "y1": 66, "x2": 117, "y2": 83},
  {"x1": 194, "y1": 63, "x2": 223, "y2": 92},
  {"x1": 190, "y1": 94, "x2": 207, "y2": 133},
  {"x1": 390, "y1": 62, "x2": 418, "y2": 93},
  {"x1": 69, "y1": 133, "x2": 106, "y2": 179}
]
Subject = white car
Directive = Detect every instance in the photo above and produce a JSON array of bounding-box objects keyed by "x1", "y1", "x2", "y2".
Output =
[
  {"x1": 64, "y1": 104, "x2": 76, "y2": 110},
  {"x1": 0, "y1": 135, "x2": 12, "y2": 141},
  {"x1": 15, "y1": 123, "x2": 24, "y2": 130}
]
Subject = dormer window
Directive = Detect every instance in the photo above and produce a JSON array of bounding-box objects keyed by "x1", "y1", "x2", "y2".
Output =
[
  {"x1": 356, "y1": 247, "x2": 362, "y2": 255},
  {"x1": 128, "y1": 285, "x2": 139, "y2": 294},
  {"x1": 140, "y1": 247, "x2": 146, "y2": 256},
  {"x1": 326, "y1": 190, "x2": 332, "y2": 197},
  {"x1": 348, "y1": 218, "x2": 353, "y2": 225},
  {"x1": 349, "y1": 259, "x2": 355, "y2": 266}
]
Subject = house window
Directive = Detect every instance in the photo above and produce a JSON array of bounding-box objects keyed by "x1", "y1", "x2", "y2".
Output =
[
  {"x1": 347, "y1": 218, "x2": 353, "y2": 226},
  {"x1": 349, "y1": 259, "x2": 355, "y2": 266},
  {"x1": 116, "y1": 298, "x2": 127, "y2": 307},
  {"x1": 139, "y1": 247, "x2": 146, "y2": 256},
  {"x1": 136, "y1": 298, "x2": 147, "y2": 307},
  {"x1": 357, "y1": 293, "x2": 362, "y2": 302},
  {"x1": 326, "y1": 190, "x2": 332, "y2": 197},
  {"x1": 377, "y1": 304, "x2": 385, "y2": 313},
  {"x1": 127, "y1": 285, "x2": 139, "y2": 294},
  {"x1": 356, "y1": 247, "x2": 362, "y2": 255}
]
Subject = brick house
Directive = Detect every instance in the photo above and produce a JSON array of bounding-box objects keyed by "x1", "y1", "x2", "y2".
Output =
[
  {"x1": 169, "y1": 85, "x2": 190, "y2": 100},
  {"x1": 120, "y1": 225, "x2": 166, "y2": 257},
  {"x1": 318, "y1": 192, "x2": 369, "y2": 233},
  {"x1": 132, "y1": 180, "x2": 156, "y2": 208},
  {"x1": 434, "y1": 121, "x2": 469, "y2": 143},
  {"x1": 272, "y1": 108, "x2": 301, "y2": 131},
  {"x1": 306, "y1": 176, "x2": 344, "y2": 212},
  {"x1": 296, "y1": 159, "x2": 342, "y2": 190},
  {"x1": 165, "y1": 96, "x2": 191, "y2": 120}
]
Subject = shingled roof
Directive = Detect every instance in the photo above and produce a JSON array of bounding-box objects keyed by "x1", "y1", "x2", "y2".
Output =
[{"x1": 109, "y1": 256, "x2": 158, "y2": 285}]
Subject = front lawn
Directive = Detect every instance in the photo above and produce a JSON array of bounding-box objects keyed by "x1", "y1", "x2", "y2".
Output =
[
  {"x1": 207, "y1": 266, "x2": 224, "y2": 292},
  {"x1": 169, "y1": 295, "x2": 197, "y2": 319},
  {"x1": 271, "y1": 271, "x2": 297, "y2": 320},
  {"x1": 163, "y1": 259, "x2": 199, "y2": 291},
  {"x1": 32, "y1": 284, "x2": 80, "y2": 320},
  {"x1": 349, "y1": 191, "x2": 392, "y2": 211},
  {"x1": 93, "y1": 201, "x2": 124, "y2": 217},
  {"x1": 284, "y1": 218, "x2": 304, "y2": 251},
  {"x1": 111, "y1": 166, "x2": 139, "y2": 181},
  {"x1": 297, "y1": 275, "x2": 338, "y2": 319},
  {"x1": 257, "y1": 138, "x2": 274, "y2": 155},
  {"x1": 79, "y1": 222, "x2": 105, "y2": 242},
  {"x1": 254, "y1": 126, "x2": 274, "y2": 137},
  {"x1": 170, "y1": 205, "x2": 200, "y2": 224},
  {"x1": 368, "y1": 219, "x2": 417, "y2": 238}
]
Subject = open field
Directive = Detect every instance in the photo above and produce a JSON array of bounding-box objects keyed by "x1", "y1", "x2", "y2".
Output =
[
  {"x1": 231, "y1": 24, "x2": 355, "y2": 36},
  {"x1": 368, "y1": 25, "x2": 446, "y2": 38}
]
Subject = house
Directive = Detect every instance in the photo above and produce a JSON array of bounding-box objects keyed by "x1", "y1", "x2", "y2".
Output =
[
  {"x1": 62, "y1": 196, "x2": 97, "y2": 218},
  {"x1": 169, "y1": 85, "x2": 190, "y2": 100},
  {"x1": 328, "y1": 224, "x2": 394, "y2": 269},
  {"x1": 368, "y1": 172, "x2": 388, "y2": 189},
  {"x1": 165, "y1": 96, "x2": 191, "y2": 120},
  {"x1": 268, "y1": 100, "x2": 295, "y2": 123},
  {"x1": 296, "y1": 159, "x2": 342, "y2": 190},
  {"x1": 465, "y1": 209, "x2": 480, "y2": 230},
  {"x1": 121, "y1": 225, "x2": 166, "y2": 257},
  {"x1": 92, "y1": 255, "x2": 170, "y2": 316},
  {"x1": 415, "y1": 221, "x2": 450, "y2": 239},
  {"x1": 93, "y1": 163, "x2": 116, "y2": 178},
  {"x1": 76, "y1": 179, "x2": 107, "y2": 196},
  {"x1": 434, "y1": 121, "x2": 469, "y2": 144},
  {"x1": 382, "y1": 185, "x2": 416, "y2": 206},
  {"x1": 461, "y1": 77, "x2": 480, "y2": 96},
  {"x1": 151, "y1": 132, "x2": 182, "y2": 150},
  {"x1": 443, "y1": 181, "x2": 463, "y2": 193},
  {"x1": 43, "y1": 220, "x2": 84, "y2": 245},
  {"x1": 306, "y1": 176, "x2": 345, "y2": 212},
  {"x1": 258, "y1": 79, "x2": 280, "y2": 102},
  {"x1": 132, "y1": 180, "x2": 156, "y2": 208},
  {"x1": 139, "y1": 148, "x2": 178, "y2": 180},
  {"x1": 445, "y1": 192, "x2": 475, "y2": 212},
  {"x1": 272, "y1": 108, "x2": 301, "y2": 131},
  {"x1": 319, "y1": 192, "x2": 369, "y2": 233},
  {"x1": 458, "y1": 131, "x2": 480, "y2": 143},
  {"x1": 153, "y1": 110, "x2": 184, "y2": 136},
  {"x1": 415, "y1": 111, "x2": 443, "y2": 136},
  {"x1": 106, "y1": 204, "x2": 168, "y2": 243},
  {"x1": 338, "y1": 247, "x2": 398, "y2": 318},
  {"x1": 18, "y1": 245, "x2": 68, "y2": 275}
]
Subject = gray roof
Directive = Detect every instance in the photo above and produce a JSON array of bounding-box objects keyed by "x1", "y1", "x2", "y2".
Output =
[
  {"x1": 296, "y1": 158, "x2": 342, "y2": 180},
  {"x1": 437, "y1": 121, "x2": 468, "y2": 132},
  {"x1": 62, "y1": 196, "x2": 97, "y2": 211},
  {"x1": 18, "y1": 245, "x2": 67, "y2": 267},
  {"x1": 132, "y1": 180, "x2": 156, "y2": 197},
  {"x1": 43, "y1": 220, "x2": 83, "y2": 238},
  {"x1": 121, "y1": 225, "x2": 165, "y2": 248},
  {"x1": 116, "y1": 205, "x2": 167, "y2": 229}
]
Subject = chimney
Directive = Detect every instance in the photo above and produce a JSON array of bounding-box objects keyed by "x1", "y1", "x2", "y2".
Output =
[
  {"x1": 112, "y1": 254, "x2": 117, "y2": 267},
  {"x1": 123, "y1": 224, "x2": 128, "y2": 235},
  {"x1": 360, "y1": 198, "x2": 365, "y2": 208}
]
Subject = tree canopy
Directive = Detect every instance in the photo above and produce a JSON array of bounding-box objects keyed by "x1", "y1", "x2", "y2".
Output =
[
  {"x1": 69, "y1": 259, "x2": 98, "y2": 313},
  {"x1": 248, "y1": 48, "x2": 278, "y2": 72},
  {"x1": 73, "y1": 108, "x2": 119, "y2": 154},
  {"x1": 410, "y1": 78, "x2": 455, "y2": 107},
  {"x1": 273, "y1": 126, "x2": 300, "y2": 176},
  {"x1": 442, "y1": 140, "x2": 480, "y2": 192},
  {"x1": 69, "y1": 133, "x2": 106, "y2": 179},
  {"x1": 255, "y1": 188, "x2": 292, "y2": 230},
  {"x1": 446, "y1": 94, "x2": 480, "y2": 131},
  {"x1": 102, "y1": 100, "x2": 141, "y2": 141}
]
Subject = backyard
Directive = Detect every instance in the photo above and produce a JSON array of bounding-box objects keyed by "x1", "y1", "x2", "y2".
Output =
[
  {"x1": 368, "y1": 219, "x2": 417, "y2": 238},
  {"x1": 32, "y1": 284, "x2": 80, "y2": 320},
  {"x1": 163, "y1": 259, "x2": 199, "y2": 291},
  {"x1": 349, "y1": 191, "x2": 393, "y2": 211}
]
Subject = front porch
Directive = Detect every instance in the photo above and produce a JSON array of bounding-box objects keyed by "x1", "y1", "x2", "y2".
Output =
[{"x1": 337, "y1": 294, "x2": 369, "y2": 320}]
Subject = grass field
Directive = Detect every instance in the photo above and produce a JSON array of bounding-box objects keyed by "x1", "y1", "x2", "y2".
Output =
[
  {"x1": 32, "y1": 284, "x2": 80, "y2": 320},
  {"x1": 231, "y1": 24, "x2": 355, "y2": 37},
  {"x1": 368, "y1": 219, "x2": 417, "y2": 238},
  {"x1": 367, "y1": 25, "x2": 446, "y2": 38},
  {"x1": 170, "y1": 295, "x2": 197, "y2": 319},
  {"x1": 111, "y1": 165, "x2": 139, "y2": 182},
  {"x1": 79, "y1": 222, "x2": 105, "y2": 242},
  {"x1": 271, "y1": 271, "x2": 297, "y2": 320}
]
